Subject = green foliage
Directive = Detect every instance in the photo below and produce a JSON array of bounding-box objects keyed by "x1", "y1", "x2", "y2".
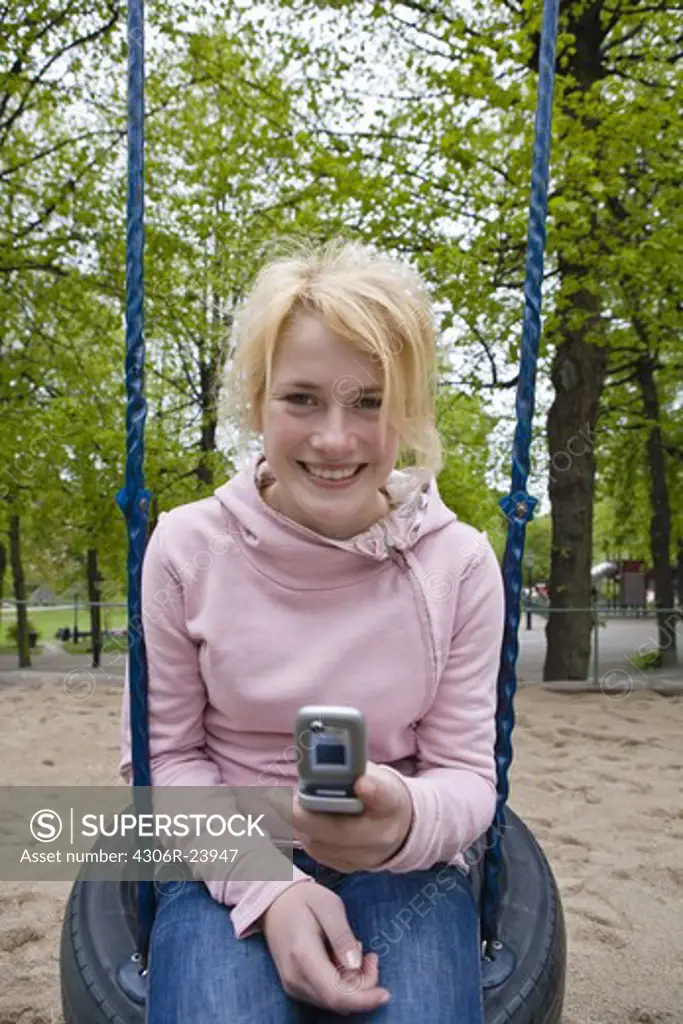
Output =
[
  {"x1": 6, "y1": 620, "x2": 39, "y2": 643},
  {"x1": 435, "y1": 388, "x2": 507, "y2": 558},
  {"x1": 524, "y1": 515, "x2": 553, "y2": 583},
  {"x1": 629, "y1": 648, "x2": 662, "y2": 672},
  {"x1": 2, "y1": 0, "x2": 680, "y2": 616}
]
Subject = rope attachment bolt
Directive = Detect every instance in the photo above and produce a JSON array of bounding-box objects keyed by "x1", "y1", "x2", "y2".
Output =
[{"x1": 499, "y1": 490, "x2": 538, "y2": 526}]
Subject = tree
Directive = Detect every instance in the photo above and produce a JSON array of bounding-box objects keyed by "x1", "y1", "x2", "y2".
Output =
[
  {"x1": 0, "y1": 0, "x2": 123, "y2": 276},
  {"x1": 266, "y1": 0, "x2": 682, "y2": 678}
]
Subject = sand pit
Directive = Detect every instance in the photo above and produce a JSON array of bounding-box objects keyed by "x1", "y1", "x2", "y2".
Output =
[{"x1": 0, "y1": 677, "x2": 681, "y2": 1024}]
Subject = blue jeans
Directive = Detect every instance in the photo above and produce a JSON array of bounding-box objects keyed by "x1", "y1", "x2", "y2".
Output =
[{"x1": 146, "y1": 849, "x2": 484, "y2": 1023}]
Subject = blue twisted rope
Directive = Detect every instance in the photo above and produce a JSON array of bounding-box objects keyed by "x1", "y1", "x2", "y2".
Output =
[
  {"x1": 479, "y1": 0, "x2": 560, "y2": 955},
  {"x1": 114, "y1": 0, "x2": 155, "y2": 964}
]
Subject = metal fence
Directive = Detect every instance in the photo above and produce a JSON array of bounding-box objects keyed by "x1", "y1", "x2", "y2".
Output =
[
  {"x1": 0, "y1": 600, "x2": 128, "y2": 646},
  {"x1": 522, "y1": 603, "x2": 682, "y2": 686},
  {"x1": 3, "y1": 599, "x2": 680, "y2": 685},
  {"x1": 523, "y1": 601, "x2": 681, "y2": 620}
]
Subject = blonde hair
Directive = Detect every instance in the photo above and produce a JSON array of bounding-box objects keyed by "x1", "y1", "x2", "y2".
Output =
[{"x1": 219, "y1": 238, "x2": 442, "y2": 476}]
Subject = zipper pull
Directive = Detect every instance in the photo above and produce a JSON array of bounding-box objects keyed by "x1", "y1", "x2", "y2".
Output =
[{"x1": 379, "y1": 521, "x2": 394, "y2": 555}]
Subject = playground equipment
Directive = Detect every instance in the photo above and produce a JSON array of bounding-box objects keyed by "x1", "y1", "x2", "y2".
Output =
[{"x1": 60, "y1": 0, "x2": 567, "y2": 1019}]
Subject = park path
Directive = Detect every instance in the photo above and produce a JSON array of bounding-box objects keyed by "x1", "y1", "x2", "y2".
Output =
[{"x1": 1, "y1": 616, "x2": 682, "y2": 690}]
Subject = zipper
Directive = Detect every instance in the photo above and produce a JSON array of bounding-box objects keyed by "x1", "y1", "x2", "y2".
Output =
[
  {"x1": 381, "y1": 525, "x2": 438, "y2": 694},
  {"x1": 259, "y1": 480, "x2": 438, "y2": 686}
]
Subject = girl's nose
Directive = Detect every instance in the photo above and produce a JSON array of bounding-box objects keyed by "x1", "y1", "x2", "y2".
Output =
[{"x1": 311, "y1": 406, "x2": 359, "y2": 456}]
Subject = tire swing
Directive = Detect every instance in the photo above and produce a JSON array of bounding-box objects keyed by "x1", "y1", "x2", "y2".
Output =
[{"x1": 59, "y1": 0, "x2": 567, "y2": 1017}]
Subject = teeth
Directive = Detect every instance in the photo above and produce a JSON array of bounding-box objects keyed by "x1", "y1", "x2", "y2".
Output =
[{"x1": 305, "y1": 464, "x2": 359, "y2": 481}]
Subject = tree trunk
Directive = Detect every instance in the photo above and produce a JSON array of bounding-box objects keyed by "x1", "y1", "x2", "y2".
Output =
[
  {"x1": 636, "y1": 357, "x2": 676, "y2": 666},
  {"x1": 195, "y1": 316, "x2": 219, "y2": 487},
  {"x1": 149, "y1": 495, "x2": 159, "y2": 538},
  {"x1": 87, "y1": 548, "x2": 103, "y2": 668},
  {"x1": 543, "y1": 1, "x2": 609, "y2": 681},
  {"x1": 195, "y1": 268, "x2": 230, "y2": 488},
  {"x1": 196, "y1": 383, "x2": 217, "y2": 487},
  {"x1": 9, "y1": 515, "x2": 30, "y2": 667},
  {"x1": 0, "y1": 542, "x2": 5, "y2": 629},
  {"x1": 544, "y1": 300, "x2": 606, "y2": 679},
  {"x1": 677, "y1": 537, "x2": 683, "y2": 608}
]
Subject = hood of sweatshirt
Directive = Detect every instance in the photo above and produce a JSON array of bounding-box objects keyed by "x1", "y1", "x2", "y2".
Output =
[{"x1": 212, "y1": 454, "x2": 459, "y2": 590}]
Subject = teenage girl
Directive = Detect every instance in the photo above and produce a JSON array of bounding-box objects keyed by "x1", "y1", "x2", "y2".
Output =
[{"x1": 120, "y1": 239, "x2": 505, "y2": 1022}]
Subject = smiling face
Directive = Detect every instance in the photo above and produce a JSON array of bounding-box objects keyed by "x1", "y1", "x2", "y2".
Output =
[{"x1": 259, "y1": 312, "x2": 400, "y2": 540}]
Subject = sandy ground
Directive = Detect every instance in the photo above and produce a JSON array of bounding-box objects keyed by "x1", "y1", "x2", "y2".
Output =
[{"x1": 0, "y1": 678, "x2": 681, "y2": 1024}]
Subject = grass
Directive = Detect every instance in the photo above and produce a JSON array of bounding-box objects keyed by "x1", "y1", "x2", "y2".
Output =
[
  {"x1": 0, "y1": 644, "x2": 44, "y2": 656},
  {"x1": 629, "y1": 648, "x2": 663, "y2": 671},
  {"x1": 62, "y1": 636, "x2": 127, "y2": 656},
  {"x1": 0, "y1": 605, "x2": 128, "y2": 647}
]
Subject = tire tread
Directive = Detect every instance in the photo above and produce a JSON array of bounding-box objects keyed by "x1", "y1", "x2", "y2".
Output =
[{"x1": 61, "y1": 880, "x2": 128, "y2": 1024}]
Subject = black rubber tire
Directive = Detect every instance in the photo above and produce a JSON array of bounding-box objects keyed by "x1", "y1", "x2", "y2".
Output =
[
  {"x1": 60, "y1": 807, "x2": 565, "y2": 1023},
  {"x1": 473, "y1": 809, "x2": 566, "y2": 1024}
]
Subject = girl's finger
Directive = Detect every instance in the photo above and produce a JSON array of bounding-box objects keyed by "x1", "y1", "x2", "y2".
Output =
[{"x1": 362, "y1": 952, "x2": 380, "y2": 989}]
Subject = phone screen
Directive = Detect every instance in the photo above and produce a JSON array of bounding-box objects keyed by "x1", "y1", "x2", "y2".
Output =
[{"x1": 311, "y1": 732, "x2": 348, "y2": 766}]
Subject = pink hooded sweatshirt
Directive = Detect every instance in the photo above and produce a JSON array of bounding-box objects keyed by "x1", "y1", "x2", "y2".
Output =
[{"x1": 119, "y1": 454, "x2": 505, "y2": 939}]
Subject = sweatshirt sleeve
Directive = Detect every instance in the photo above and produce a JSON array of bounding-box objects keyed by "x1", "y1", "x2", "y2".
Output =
[
  {"x1": 118, "y1": 513, "x2": 314, "y2": 938},
  {"x1": 374, "y1": 534, "x2": 504, "y2": 872}
]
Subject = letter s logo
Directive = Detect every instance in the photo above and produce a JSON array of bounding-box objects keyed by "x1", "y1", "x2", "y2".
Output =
[{"x1": 30, "y1": 809, "x2": 63, "y2": 843}]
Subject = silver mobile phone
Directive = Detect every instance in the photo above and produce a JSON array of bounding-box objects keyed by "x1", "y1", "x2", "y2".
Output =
[{"x1": 294, "y1": 705, "x2": 367, "y2": 814}]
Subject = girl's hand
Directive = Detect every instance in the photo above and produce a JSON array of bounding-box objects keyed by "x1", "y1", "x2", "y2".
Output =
[
  {"x1": 262, "y1": 882, "x2": 391, "y2": 1015},
  {"x1": 293, "y1": 761, "x2": 413, "y2": 872}
]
